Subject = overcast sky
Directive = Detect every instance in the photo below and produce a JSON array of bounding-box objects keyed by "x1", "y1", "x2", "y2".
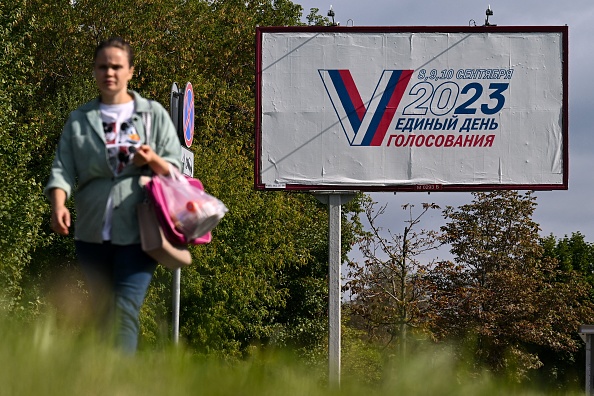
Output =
[{"x1": 291, "y1": 0, "x2": 594, "y2": 258}]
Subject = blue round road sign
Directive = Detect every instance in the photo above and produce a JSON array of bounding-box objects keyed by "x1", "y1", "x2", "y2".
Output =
[{"x1": 183, "y1": 82, "x2": 194, "y2": 147}]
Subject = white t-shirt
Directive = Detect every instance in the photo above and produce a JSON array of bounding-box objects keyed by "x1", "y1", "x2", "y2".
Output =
[{"x1": 100, "y1": 101, "x2": 138, "y2": 240}]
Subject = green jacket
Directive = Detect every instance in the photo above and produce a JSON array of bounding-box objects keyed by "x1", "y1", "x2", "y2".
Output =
[{"x1": 44, "y1": 91, "x2": 182, "y2": 245}]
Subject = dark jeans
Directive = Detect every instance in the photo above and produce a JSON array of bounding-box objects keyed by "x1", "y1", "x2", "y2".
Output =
[{"x1": 75, "y1": 241, "x2": 157, "y2": 353}]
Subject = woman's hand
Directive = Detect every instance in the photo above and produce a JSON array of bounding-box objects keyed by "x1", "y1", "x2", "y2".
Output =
[
  {"x1": 132, "y1": 144, "x2": 155, "y2": 167},
  {"x1": 50, "y1": 188, "x2": 71, "y2": 235},
  {"x1": 133, "y1": 144, "x2": 172, "y2": 175},
  {"x1": 51, "y1": 206, "x2": 71, "y2": 235}
]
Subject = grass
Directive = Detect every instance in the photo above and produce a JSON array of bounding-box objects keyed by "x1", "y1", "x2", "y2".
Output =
[{"x1": 0, "y1": 316, "x2": 584, "y2": 396}]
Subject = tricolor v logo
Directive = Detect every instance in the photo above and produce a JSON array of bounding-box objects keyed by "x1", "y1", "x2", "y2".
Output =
[{"x1": 319, "y1": 69, "x2": 413, "y2": 146}]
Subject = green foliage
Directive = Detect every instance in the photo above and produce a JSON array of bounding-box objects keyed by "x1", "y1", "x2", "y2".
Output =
[
  {"x1": 538, "y1": 232, "x2": 594, "y2": 387},
  {"x1": 340, "y1": 308, "x2": 383, "y2": 386},
  {"x1": 0, "y1": 0, "x2": 51, "y2": 313},
  {"x1": 306, "y1": 8, "x2": 332, "y2": 26},
  {"x1": 542, "y1": 232, "x2": 594, "y2": 285}
]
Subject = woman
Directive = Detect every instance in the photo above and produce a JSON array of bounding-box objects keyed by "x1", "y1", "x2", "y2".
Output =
[{"x1": 45, "y1": 37, "x2": 181, "y2": 353}]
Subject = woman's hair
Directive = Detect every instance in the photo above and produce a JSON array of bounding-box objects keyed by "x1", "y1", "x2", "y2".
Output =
[{"x1": 94, "y1": 37, "x2": 134, "y2": 67}]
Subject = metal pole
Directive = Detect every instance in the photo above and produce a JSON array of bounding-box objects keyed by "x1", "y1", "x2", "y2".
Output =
[
  {"x1": 172, "y1": 268, "x2": 181, "y2": 344},
  {"x1": 169, "y1": 82, "x2": 184, "y2": 345},
  {"x1": 586, "y1": 334, "x2": 594, "y2": 396},
  {"x1": 328, "y1": 194, "x2": 341, "y2": 387},
  {"x1": 579, "y1": 325, "x2": 594, "y2": 395},
  {"x1": 314, "y1": 192, "x2": 356, "y2": 387}
]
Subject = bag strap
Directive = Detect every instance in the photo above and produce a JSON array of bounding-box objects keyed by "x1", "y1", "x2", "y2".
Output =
[
  {"x1": 141, "y1": 102, "x2": 185, "y2": 184},
  {"x1": 140, "y1": 102, "x2": 154, "y2": 187},
  {"x1": 142, "y1": 101, "x2": 153, "y2": 146}
]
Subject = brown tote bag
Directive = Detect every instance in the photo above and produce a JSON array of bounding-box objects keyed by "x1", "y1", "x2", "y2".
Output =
[{"x1": 137, "y1": 200, "x2": 192, "y2": 270}]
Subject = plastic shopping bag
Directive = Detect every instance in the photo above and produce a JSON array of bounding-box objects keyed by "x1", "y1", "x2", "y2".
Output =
[{"x1": 157, "y1": 168, "x2": 228, "y2": 240}]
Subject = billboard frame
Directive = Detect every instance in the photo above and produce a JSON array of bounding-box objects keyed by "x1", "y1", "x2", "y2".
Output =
[{"x1": 255, "y1": 25, "x2": 569, "y2": 192}]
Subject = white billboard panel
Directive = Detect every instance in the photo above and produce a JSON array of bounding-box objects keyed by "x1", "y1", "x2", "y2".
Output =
[{"x1": 255, "y1": 26, "x2": 568, "y2": 191}]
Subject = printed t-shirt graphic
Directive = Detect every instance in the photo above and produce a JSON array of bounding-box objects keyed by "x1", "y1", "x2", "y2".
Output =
[{"x1": 100, "y1": 101, "x2": 140, "y2": 174}]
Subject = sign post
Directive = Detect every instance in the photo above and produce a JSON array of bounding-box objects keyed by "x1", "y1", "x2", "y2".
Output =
[{"x1": 169, "y1": 82, "x2": 195, "y2": 344}]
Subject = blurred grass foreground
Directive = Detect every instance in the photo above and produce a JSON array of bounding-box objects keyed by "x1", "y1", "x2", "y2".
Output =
[{"x1": 0, "y1": 315, "x2": 584, "y2": 396}]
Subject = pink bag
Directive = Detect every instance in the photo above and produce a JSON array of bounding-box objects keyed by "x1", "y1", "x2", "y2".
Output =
[
  {"x1": 145, "y1": 173, "x2": 213, "y2": 245},
  {"x1": 145, "y1": 166, "x2": 227, "y2": 245}
]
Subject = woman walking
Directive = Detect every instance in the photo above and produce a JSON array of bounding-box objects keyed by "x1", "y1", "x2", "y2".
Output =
[{"x1": 45, "y1": 37, "x2": 181, "y2": 353}]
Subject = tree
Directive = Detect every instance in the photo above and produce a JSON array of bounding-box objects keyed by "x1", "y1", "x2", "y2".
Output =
[
  {"x1": 538, "y1": 232, "x2": 594, "y2": 387},
  {"x1": 305, "y1": 8, "x2": 331, "y2": 26},
  {"x1": 541, "y1": 232, "x2": 594, "y2": 287},
  {"x1": 345, "y1": 196, "x2": 441, "y2": 357},
  {"x1": 0, "y1": 0, "x2": 50, "y2": 314},
  {"x1": 423, "y1": 191, "x2": 594, "y2": 383}
]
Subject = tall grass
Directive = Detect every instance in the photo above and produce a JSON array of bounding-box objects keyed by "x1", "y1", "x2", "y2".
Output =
[{"x1": 0, "y1": 316, "x2": 584, "y2": 396}]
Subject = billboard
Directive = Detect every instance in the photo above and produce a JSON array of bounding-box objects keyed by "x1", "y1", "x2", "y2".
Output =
[{"x1": 255, "y1": 26, "x2": 568, "y2": 192}]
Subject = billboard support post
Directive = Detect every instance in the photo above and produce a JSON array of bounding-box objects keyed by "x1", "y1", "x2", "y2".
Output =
[
  {"x1": 315, "y1": 192, "x2": 357, "y2": 386},
  {"x1": 579, "y1": 325, "x2": 594, "y2": 395}
]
